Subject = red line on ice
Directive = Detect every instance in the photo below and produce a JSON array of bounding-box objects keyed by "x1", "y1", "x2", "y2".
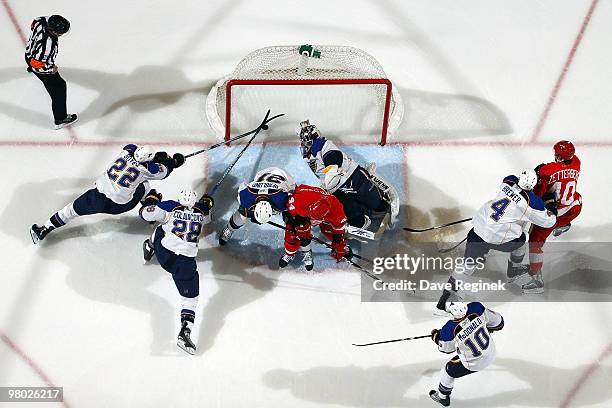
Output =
[
  {"x1": 1, "y1": 0, "x2": 26, "y2": 43},
  {"x1": 559, "y1": 339, "x2": 612, "y2": 407},
  {"x1": 0, "y1": 332, "x2": 72, "y2": 408},
  {"x1": 530, "y1": 0, "x2": 599, "y2": 142},
  {"x1": 2, "y1": 0, "x2": 81, "y2": 143}
]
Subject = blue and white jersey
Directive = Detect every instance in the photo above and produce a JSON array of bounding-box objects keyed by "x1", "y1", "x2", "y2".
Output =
[
  {"x1": 438, "y1": 302, "x2": 504, "y2": 371},
  {"x1": 472, "y1": 175, "x2": 556, "y2": 244},
  {"x1": 237, "y1": 167, "x2": 295, "y2": 214},
  {"x1": 305, "y1": 138, "x2": 358, "y2": 193},
  {"x1": 141, "y1": 200, "x2": 210, "y2": 257},
  {"x1": 96, "y1": 145, "x2": 170, "y2": 204}
]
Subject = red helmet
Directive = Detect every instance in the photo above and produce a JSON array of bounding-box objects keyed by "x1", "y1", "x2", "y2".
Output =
[
  {"x1": 553, "y1": 140, "x2": 575, "y2": 162},
  {"x1": 307, "y1": 198, "x2": 331, "y2": 221}
]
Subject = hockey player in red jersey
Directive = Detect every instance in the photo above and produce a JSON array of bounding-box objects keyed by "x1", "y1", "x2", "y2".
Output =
[
  {"x1": 279, "y1": 185, "x2": 348, "y2": 270},
  {"x1": 522, "y1": 140, "x2": 582, "y2": 293}
]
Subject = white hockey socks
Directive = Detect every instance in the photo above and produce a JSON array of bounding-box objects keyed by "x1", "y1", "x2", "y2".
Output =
[{"x1": 45, "y1": 202, "x2": 79, "y2": 229}]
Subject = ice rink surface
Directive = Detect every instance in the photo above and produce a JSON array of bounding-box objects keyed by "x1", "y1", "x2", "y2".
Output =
[{"x1": 1, "y1": 1, "x2": 611, "y2": 407}]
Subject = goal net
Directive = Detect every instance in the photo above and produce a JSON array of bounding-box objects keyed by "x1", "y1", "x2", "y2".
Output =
[{"x1": 206, "y1": 45, "x2": 404, "y2": 145}]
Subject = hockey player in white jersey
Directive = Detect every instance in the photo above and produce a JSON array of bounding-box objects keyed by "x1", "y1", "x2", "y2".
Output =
[
  {"x1": 298, "y1": 120, "x2": 398, "y2": 230},
  {"x1": 218, "y1": 166, "x2": 296, "y2": 242},
  {"x1": 436, "y1": 169, "x2": 556, "y2": 312},
  {"x1": 429, "y1": 302, "x2": 504, "y2": 406},
  {"x1": 140, "y1": 188, "x2": 214, "y2": 355},
  {"x1": 30, "y1": 144, "x2": 185, "y2": 243}
]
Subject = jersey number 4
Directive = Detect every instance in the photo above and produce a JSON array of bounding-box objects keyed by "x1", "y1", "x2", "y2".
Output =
[
  {"x1": 490, "y1": 198, "x2": 510, "y2": 222},
  {"x1": 107, "y1": 158, "x2": 140, "y2": 188}
]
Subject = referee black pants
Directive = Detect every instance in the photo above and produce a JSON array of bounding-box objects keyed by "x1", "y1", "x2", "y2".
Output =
[{"x1": 33, "y1": 72, "x2": 67, "y2": 124}]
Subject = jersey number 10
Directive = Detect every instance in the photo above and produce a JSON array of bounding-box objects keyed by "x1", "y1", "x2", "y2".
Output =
[{"x1": 464, "y1": 327, "x2": 490, "y2": 357}]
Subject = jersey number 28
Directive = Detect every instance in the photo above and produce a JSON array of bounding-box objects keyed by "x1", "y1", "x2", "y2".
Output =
[{"x1": 171, "y1": 220, "x2": 202, "y2": 243}]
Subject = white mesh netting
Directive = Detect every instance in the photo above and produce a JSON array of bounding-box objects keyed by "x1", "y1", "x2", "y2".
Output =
[{"x1": 206, "y1": 45, "x2": 403, "y2": 144}]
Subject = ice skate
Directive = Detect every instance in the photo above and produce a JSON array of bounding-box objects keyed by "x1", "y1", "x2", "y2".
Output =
[
  {"x1": 506, "y1": 260, "x2": 530, "y2": 283},
  {"x1": 218, "y1": 225, "x2": 234, "y2": 246},
  {"x1": 429, "y1": 390, "x2": 450, "y2": 407},
  {"x1": 30, "y1": 224, "x2": 53, "y2": 244},
  {"x1": 143, "y1": 239, "x2": 155, "y2": 263},
  {"x1": 279, "y1": 252, "x2": 294, "y2": 268},
  {"x1": 522, "y1": 273, "x2": 544, "y2": 294},
  {"x1": 302, "y1": 249, "x2": 314, "y2": 271},
  {"x1": 54, "y1": 114, "x2": 78, "y2": 130},
  {"x1": 552, "y1": 223, "x2": 571, "y2": 237},
  {"x1": 177, "y1": 321, "x2": 196, "y2": 355}
]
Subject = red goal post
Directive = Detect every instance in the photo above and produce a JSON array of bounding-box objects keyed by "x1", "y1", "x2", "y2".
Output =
[{"x1": 206, "y1": 45, "x2": 403, "y2": 145}]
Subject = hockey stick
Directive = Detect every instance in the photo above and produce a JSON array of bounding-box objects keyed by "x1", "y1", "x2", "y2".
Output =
[
  {"x1": 268, "y1": 221, "x2": 415, "y2": 294},
  {"x1": 438, "y1": 236, "x2": 468, "y2": 254},
  {"x1": 352, "y1": 334, "x2": 431, "y2": 347},
  {"x1": 346, "y1": 225, "x2": 376, "y2": 240},
  {"x1": 207, "y1": 110, "x2": 283, "y2": 197},
  {"x1": 403, "y1": 217, "x2": 472, "y2": 233},
  {"x1": 267, "y1": 221, "x2": 373, "y2": 264},
  {"x1": 184, "y1": 112, "x2": 285, "y2": 159}
]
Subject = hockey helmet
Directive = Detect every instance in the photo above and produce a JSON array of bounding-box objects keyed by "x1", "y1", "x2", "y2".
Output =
[
  {"x1": 134, "y1": 145, "x2": 155, "y2": 163},
  {"x1": 447, "y1": 302, "x2": 468, "y2": 319},
  {"x1": 254, "y1": 200, "x2": 274, "y2": 224},
  {"x1": 297, "y1": 120, "x2": 320, "y2": 157},
  {"x1": 553, "y1": 140, "x2": 575, "y2": 162},
  {"x1": 178, "y1": 188, "x2": 197, "y2": 209},
  {"x1": 307, "y1": 197, "x2": 331, "y2": 221},
  {"x1": 518, "y1": 169, "x2": 538, "y2": 191},
  {"x1": 48, "y1": 15, "x2": 70, "y2": 35}
]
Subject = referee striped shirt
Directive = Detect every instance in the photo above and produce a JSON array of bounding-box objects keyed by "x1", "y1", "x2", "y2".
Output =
[{"x1": 25, "y1": 17, "x2": 58, "y2": 74}]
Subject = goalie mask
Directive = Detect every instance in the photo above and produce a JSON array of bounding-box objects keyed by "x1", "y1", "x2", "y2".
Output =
[{"x1": 297, "y1": 119, "x2": 320, "y2": 158}]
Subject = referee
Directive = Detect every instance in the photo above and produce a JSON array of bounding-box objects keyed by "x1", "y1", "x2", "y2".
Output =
[{"x1": 25, "y1": 15, "x2": 77, "y2": 130}]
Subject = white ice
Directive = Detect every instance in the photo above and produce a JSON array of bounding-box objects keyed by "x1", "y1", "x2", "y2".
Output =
[{"x1": 1, "y1": 1, "x2": 611, "y2": 407}]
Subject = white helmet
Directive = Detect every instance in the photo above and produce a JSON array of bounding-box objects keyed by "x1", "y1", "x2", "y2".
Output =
[
  {"x1": 134, "y1": 145, "x2": 155, "y2": 163},
  {"x1": 518, "y1": 169, "x2": 538, "y2": 191},
  {"x1": 322, "y1": 165, "x2": 343, "y2": 191},
  {"x1": 254, "y1": 200, "x2": 273, "y2": 224},
  {"x1": 447, "y1": 302, "x2": 468, "y2": 319},
  {"x1": 178, "y1": 188, "x2": 197, "y2": 209}
]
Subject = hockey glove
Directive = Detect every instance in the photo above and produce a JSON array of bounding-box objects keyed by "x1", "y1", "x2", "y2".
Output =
[
  {"x1": 198, "y1": 194, "x2": 214, "y2": 210},
  {"x1": 142, "y1": 191, "x2": 163, "y2": 207},
  {"x1": 542, "y1": 192, "x2": 558, "y2": 215},
  {"x1": 431, "y1": 329, "x2": 440, "y2": 344},
  {"x1": 173, "y1": 153, "x2": 185, "y2": 168},
  {"x1": 153, "y1": 151, "x2": 169, "y2": 163},
  {"x1": 330, "y1": 234, "x2": 347, "y2": 262}
]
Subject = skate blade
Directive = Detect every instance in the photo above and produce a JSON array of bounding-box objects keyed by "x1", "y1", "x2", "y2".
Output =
[
  {"x1": 29, "y1": 228, "x2": 40, "y2": 245},
  {"x1": 177, "y1": 340, "x2": 196, "y2": 355},
  {"x1": 522, "y1": 287, "x2": 544, "y2": 294},
  {"x1": 54, "y1": 117, "x2": 79, "y2": 130},
  {"x1": 433, "y1": 308, "x2": 450, "y2": 317}
]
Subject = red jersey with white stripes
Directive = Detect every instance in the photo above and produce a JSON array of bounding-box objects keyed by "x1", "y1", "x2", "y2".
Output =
[
  {"x1": 287, "y1": 185, "x2": 346, "y2": 233},
  {"x1": 534, "y1": 156, "x2": 581, "y2": 217}
]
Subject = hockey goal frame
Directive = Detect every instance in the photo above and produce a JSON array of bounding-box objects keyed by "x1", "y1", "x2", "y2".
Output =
[{"x1": 223, "y1": 78, "x2": 394, "y2": 146}]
